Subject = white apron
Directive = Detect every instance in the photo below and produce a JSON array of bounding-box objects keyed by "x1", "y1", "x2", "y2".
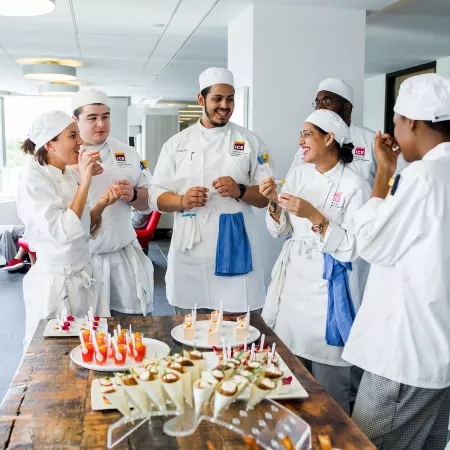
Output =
[
  {"x1": 264, "y1": 163, "x2": 368, "y2": 366},
  {"x1": 86, "y1": 140, "x2": 154, "y2": 315},
  {"x1": 166, "y1": 125, "x2": 267, "y2": 311}
]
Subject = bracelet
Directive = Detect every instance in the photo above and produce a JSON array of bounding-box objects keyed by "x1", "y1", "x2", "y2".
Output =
[{"x1": 180, "y1": 195, "x2": 185, "y2": 212}]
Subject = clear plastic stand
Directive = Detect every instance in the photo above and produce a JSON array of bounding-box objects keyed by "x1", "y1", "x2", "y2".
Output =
[{"x1": 107, "y1": 399, "x2": 311, "y2": 449}]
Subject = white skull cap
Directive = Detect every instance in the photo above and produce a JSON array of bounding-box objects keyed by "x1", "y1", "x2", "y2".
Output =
[
  {"x1": 317, "y1": 78, "x2": 353, "y2": 104},
  {"x1": 71, "y1": 88, "x2": 109, "y2": 111},
  {"x1": 305, "y1": 109, "x2": 351, "y2": 146},
  {"x1": 394, "y1": 73, "x2": 450, "y2": 123},
  {"x1": 28, "y1": 110, "x2": 74, "y2": 150},
  {"x1": 199, "y1": 67, "x2": 234, "y2": 91}
]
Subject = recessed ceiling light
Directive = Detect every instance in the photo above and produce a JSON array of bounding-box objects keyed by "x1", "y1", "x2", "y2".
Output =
[
  {"x1": 39, "y1": 84, "x2": 79, "y2": 97},
  {"x1": 17, "y1": 58, "x2": 83, "y2": 68},
  {"x1": 0, "y1": 0, "x2": 55, "y2": 16},
  {"x1": 153, "y1": 24, "x2": 165, "y2": 28},
  {"x1": 23, "y1": 64, "x2": 77, "y2": 82}
]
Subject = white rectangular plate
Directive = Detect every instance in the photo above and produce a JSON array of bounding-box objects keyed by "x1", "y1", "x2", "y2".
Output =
[
  {"x1": 91, "y1": 351, "x2": 307, "y2": 412},
  {"x1": 202, "y1": 352, "x2": 308, "y2": 399},
  {"x1": 171, "y1": 320, "x2": 261, "y2": 349},
  {"x1": 44, "y1": 317, "x2": 108, "y2": 337}
]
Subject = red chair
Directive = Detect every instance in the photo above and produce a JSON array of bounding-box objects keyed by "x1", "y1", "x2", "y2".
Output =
[
  {"x1": 18, "y1": 238, "x2": 36, "y2": 258},
  {"x1": 135, "y1": 212, "x2": 162, "y2": 250}
]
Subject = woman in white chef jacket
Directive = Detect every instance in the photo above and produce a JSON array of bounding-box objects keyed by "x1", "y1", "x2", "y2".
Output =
[
  {"x1": 17, "y1": 111, "x2": 120, "y2": 348},
  {"x1": 260, "y1": 110, "x2": 371, "y2": 414}
]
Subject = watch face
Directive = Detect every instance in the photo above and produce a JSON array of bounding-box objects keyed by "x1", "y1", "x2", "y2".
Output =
[{"x1": 311, "y1": 225, "x2": 321, "y2": 234}]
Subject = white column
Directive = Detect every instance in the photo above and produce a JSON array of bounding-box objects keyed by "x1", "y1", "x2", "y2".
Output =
[
  {"x1": 363, "y1": 74, "x2": 386, "y2": 132},
  {"x1": 229, "y1": 4, "x2": 367, "y2": 287},
  {"x1": 109, "y1": 97, "x2": 130, "y2": 144}
]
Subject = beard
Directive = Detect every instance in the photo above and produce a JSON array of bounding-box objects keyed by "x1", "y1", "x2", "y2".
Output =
[{"x1": 204, "y1": 103, "x2": 230, "y2": 127}]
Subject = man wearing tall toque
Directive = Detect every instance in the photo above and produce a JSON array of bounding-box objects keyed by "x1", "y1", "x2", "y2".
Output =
[
  {"x1": 149, "y1": 67, "x2": 271, "y2": 314},
  {"x1": 71, "y1": 89, "x2": 154, "y2": 316}
]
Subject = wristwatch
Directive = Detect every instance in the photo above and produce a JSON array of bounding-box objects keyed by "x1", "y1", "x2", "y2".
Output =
[
  {"x1": 311, "y1": 217, "x2": 329, "y2": 234},
  {"x1": 129, "y1": 188, "x2": 138, "y2": 203},
  {"x1": 237, "y1": 183, "x2": 247, "y2": 199}
]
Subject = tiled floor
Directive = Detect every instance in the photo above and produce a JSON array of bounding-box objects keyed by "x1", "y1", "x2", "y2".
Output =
[{"x1": 0, "y1": 236, "x2": 172, "y2": 403}]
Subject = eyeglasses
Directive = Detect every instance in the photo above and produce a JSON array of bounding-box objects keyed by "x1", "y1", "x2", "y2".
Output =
[{"x1": 312, "y1": 98, "x2": 333, "y2": 108}]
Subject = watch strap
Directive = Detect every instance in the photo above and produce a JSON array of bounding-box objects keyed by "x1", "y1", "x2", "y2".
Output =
[{"x1": 238, "y1": 183, "x2": 247, "y2": 199}]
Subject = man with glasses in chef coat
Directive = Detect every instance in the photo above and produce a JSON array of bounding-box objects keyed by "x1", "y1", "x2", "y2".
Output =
[{"x1": 72, "y1": 89, "x2": 154, "y2": 317}]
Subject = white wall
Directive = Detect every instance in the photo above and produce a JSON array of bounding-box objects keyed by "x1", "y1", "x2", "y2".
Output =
[
  {"x1": 437, "y1": 56, "x2": 450, "y2": 77},
  {"x1": 229, "y1": 4, "x2": 367, "y2": 287},
  {"x1": 109, "y1": 97, "x2": 130, "y2": 143},
  {"x1": 363, "y1": 74, "x2": 386, "y2": 132},
  {"x1": 251, "y1": 5, "x2": 366, "y2": 178}
]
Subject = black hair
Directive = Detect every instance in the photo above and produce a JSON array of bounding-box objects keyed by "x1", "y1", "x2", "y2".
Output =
[
  {"x1": 73, "y1": 103, "x2": 109, "y2": 119},
  {"x1": 423, "y1": 120, "x2": 450, "y2": 137},
  {"x1": 21, "y1": 135, "x2": 58, "y2": 166},
  {"x1": 200, "y1": 86, "x2": 211, "y2": 99},
  {"x1": 313, "y1": 124, "x2": 354, "y2": 164}
]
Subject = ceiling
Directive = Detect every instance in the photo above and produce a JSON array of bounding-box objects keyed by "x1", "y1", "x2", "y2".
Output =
[
  {"x1": 365, "y1": 0, "x2": 450, "y2": 76},
  {"x1": 0, "y1": 0, "x2": 448, "y2": 103}
]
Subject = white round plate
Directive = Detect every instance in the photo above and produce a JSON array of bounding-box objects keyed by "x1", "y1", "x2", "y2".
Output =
[
  {"x1": 70, "y1": 338, "x2": 170, "y2": 371},
  {"x1": 170, "y1": 320, "x2": 261, "y2": 349}
]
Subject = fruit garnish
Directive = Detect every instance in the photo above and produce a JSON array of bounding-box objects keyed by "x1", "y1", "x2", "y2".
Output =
[
  {"x1": 282, "y1": 376, "x2": 293, "y2": 385},
  {"x1": 67, "y1": 316, "x2": 75, "y2": 322},
  {"x1": 94, "y1": 316, "x2": 100, "y2": 321},
  {"x1": 93, "y1": 321, "x2": 99, "y2": 327},
  {"x1": 83, "y1": 329, "x2": 90, "y2": 335},
  {"x1": 102, "y1": 395, "x2": 112, "y2": 405}
]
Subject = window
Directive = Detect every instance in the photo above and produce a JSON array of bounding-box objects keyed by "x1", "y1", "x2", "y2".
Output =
[{"x1": 0, "y1": 96, "x2": 72, "y2": 196}]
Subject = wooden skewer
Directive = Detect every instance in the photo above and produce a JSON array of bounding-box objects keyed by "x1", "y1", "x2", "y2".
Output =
[{"x1": 206, "y1": 441, "x2": 216, "y2": 450}]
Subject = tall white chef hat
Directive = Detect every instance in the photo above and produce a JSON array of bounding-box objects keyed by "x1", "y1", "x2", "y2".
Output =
[
  {"x1": 394, "y1": 73, "x2": 450, "y2": 123},
  {"x1": 71, "y1": 88, "x2": 109, "y2": 112},
  {"x1": 28, "y1": 110, "x2": 74, "y2": 150},
  {"x1": 305, "y1": 109, "x2": 351, "y2": 146},
  {"x1": 199, "y1": 67, "x2": 234, "y2": 92},
  {"x1": 317, "y1": 78, "x2": 354, "y2": 104}
]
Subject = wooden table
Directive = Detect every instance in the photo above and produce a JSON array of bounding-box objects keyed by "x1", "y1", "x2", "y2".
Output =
[{"x1": 0, "y1": 314, "x2": 375, "y2": 450}]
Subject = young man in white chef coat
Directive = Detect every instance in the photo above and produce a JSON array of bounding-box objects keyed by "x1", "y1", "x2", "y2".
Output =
[
  {"x1": 149, "y1": 67, "x2": 270, "y2": 315},
  {"x1": 72, "y1": 89, "x2": 154, "y2": 316},
  {"x1": 343, "y1": 74, "x2": 450, "y2": 449}
]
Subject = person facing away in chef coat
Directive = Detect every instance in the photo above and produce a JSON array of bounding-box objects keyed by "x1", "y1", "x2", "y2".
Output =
[
  {"x1": 149, "y1": 67, "x2": 271, "y2": 315},
  {"x1": 71, "y1": 89, "x2": 154, "y2": 317},
  {"x1": 342, "y1": 74, "x2": 450, "y2": 450},
  {"x1": 260, "y1": 110, "x2": 371, "y2": 414},
  {"x1": 17, "y1": 111, "x2": 120, "y2": 348}
]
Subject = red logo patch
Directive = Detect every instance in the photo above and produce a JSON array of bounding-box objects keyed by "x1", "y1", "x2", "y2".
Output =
[
  {"x1": 234, "y1": 141, "x2": 245, "y2": 151},
  {"x1": 333, "y1": 192, "x2": 342, "y2": 203},
  {"x1": 355, "y1": 147, "x2": 366, "y2": 156}
]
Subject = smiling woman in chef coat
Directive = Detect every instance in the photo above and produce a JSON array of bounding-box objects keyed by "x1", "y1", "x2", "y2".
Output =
[
  {"x1": 17, "y1": 111, "x2": 119, "y2": 348},
  {"x1": 260, "y1": 110, "x2": 371, "y2": 414}
]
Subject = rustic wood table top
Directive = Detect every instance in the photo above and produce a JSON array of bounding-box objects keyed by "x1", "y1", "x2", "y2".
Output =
[{"x1": 0, "y1": 314, "x2": 375, "y2": 450}]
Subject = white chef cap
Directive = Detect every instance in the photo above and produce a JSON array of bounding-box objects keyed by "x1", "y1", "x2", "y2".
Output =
[
  {"x1": 305, "y1": 109, "x2": 351, "y2": 146},
  {"x1": 317, "y1": 78, "x2": 354, "y2": 104},
  {"x1": 394, "y1": 74, "x2": 450, "y2": 123},
  {"x1": 28, "y1": 110, "x2": 74, "y2": 150},
  {"x1": 199, "y1": 67, "x2": 234, "y2": 92},
  {"x1": 71, "y1": 88, "x2": 109, "y2": 112}
]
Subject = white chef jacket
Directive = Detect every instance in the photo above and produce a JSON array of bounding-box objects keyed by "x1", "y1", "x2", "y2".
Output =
[
  {"x1": 343, "y1": 142, "x2": 450, "y2": 389},
  {"x1": 289, "y1": 123, "x2": 377, "y2": 186},
  {"x1": 84, "y1": 139, "x2": 154, "y2": 315},
  {"x1": 262, "y1": 161, "x2": 371, "y2": 366},
  {"x1": 16, "y1": 162, "x2": 109, "y2": 347},
  {"x1": 149, "y1": 120, "x2": 271, "y2": 312}
]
